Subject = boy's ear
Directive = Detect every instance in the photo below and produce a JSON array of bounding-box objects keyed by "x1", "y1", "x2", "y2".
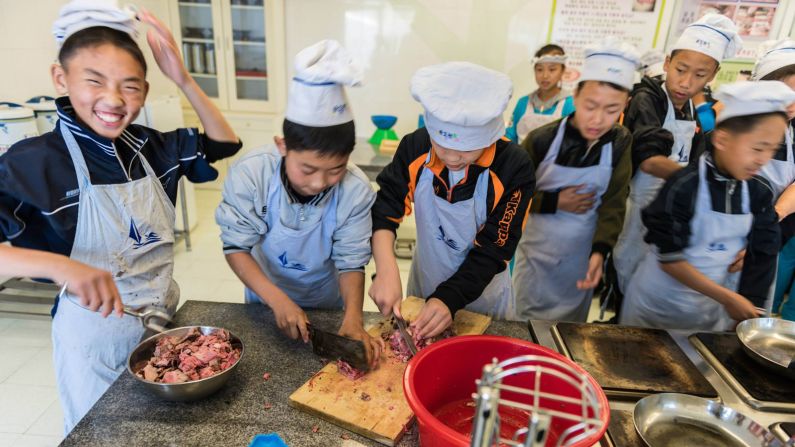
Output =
[
  {"x1": 51, "y1": 63, "x2": 68, "y2": 95},
  {"x1": 708, "y1": 64, "x2": 720, "y2": 83},
  {"x1": 663, "y1": 55, "x2": 671, "y2": 73},
  {"x1": 143, "y1": 80, "x2": 150, "y2": 102},
  {"x1": 274, "y1": 136, "x2": 287, "y2": 156},
  {"x1": 712, "y1": 128, "x2": 728, "y2": 153}
]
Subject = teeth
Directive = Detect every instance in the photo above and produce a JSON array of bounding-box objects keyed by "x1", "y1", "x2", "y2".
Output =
[{"x1": 95, "y1": 111, "x2": 123, "y2": 123}]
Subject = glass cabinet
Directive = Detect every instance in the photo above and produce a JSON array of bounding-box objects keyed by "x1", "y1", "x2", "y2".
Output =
[{"x1": 170, "y1": 0, "x2": 284, "y2": 112}]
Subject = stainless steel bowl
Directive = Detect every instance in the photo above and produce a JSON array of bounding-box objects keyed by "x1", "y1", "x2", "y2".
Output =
[
  {"x1": 736, "y1": 318, "x2": 795, "y2": 379},
  {"x1": 127, "y1": 326, "x2": 244, "y2": 401},
  {"x1": 634, "y1": 393, "x2": 783, "y2": 447}
]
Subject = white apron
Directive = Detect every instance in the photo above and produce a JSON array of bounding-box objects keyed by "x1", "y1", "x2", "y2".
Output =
[
  {"x1": 516, "y1": 94, "x2": 566, "y2": 144},
  {"x1": 52, "y1": 124, "x2": 179, "y2": 434},
  {"x1": 620, "y1": 155, "x2": 751, "y2": 331},
  {"x1": 407, "y1": 152, "x2": 514, "y2": 319},
  {"x1": 245, "y1": 160, "x2": 342, "y2": 309},
  {"x1": 759, "y1": 125, "x2": 795, "y2": 201},
  {"x1": 613, "y1": 93, "x2": 696, "y2": 292},
  {"x1": 513, "y1": 117, "x2": 614, "y2": 322}
]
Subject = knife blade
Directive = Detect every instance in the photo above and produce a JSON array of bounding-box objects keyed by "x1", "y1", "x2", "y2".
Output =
[
  {"x1": 307, "y1": 324, "x2": 370, "y2": 371},
  {"x1": 395, "y1": 316, "x2": 418, "y2": 356}
]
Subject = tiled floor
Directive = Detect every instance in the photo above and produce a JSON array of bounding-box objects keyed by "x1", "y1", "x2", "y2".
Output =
[{"x1": 0, "y1": 189, "x2": 609, "y2": 446}]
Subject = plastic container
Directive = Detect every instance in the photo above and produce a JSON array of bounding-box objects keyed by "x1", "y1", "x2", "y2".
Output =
[
  {"x1": 403, "y1": 335, "x2": 609, "y2": 447},
  {"x1": 25, "y1": 96, "x2": 57, "y2": 134},
  {"x1": 248, "y1": 433, "x2": 288, "y2": 447},
  {"x1": 0, "y1": 102, "x2": 38, "y2": 156}
]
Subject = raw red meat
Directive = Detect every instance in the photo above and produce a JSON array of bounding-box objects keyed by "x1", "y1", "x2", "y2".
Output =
[
  {"x1": 336, "y1": 359, "x2": 366, "y2": 380},
  {"x1": 136, "y1": 328, "x2": 241, "y2": 383},
  {"x1": 389, "y1": 322, "x2": 454, "y2": 362},
  {"x1": 262, "y1": 372, "x2": 271, "y2": 381}
]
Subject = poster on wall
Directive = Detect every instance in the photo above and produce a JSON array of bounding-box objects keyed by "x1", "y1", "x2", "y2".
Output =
[
  {"x1": 671, "y1": 0, "x2": 781, "y2": 60},
  {"x1": 547, "y1": 0, "x2": 669, "y2": 87}
]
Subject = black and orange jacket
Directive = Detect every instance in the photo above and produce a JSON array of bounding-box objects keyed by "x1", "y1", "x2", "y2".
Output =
[{"x1": 372, "y1": 127, "x2": 535, "y2": 316}]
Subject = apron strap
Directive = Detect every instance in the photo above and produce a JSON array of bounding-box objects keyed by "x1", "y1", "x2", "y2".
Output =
[{"x1": 59, "y1": 123, "x2": 93, "y2": 187}]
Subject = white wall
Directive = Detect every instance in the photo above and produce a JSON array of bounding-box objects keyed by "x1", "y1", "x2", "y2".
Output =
[
  {"x1": 0, "y1": 0, "x2": 179, "y2": 104},
  {"x1": 284, "y1": 0, "x2": 559, "y2": 139}
]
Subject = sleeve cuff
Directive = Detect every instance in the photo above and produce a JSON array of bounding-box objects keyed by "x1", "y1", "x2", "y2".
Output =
[
  {"x1": 338, "y1": 267, "x2": 366, "y2": 273},
  {"x1": 657, "y1": 250, "x2": 686, "y2": 263},
  {"x1": 222, "y1": 245, "x2": 252, "y2": 255},
  {"x1": 539, "y1": 191, "x2": 559, "y2": 214},
  {"x1": 430, "y1": 285, "x2": 468, "y2": 317},
  {"x1": 591, "y1": 242, "x2": 611, "y2": 258}
]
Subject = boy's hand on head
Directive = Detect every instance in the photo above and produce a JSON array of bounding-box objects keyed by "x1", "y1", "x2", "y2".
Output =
[
  {"x1": 138, "y1": 8, "x2": 191, "y2": 87},
  {"x1": 53, "y1": 260, "x2": 123, "y2": 318},
  {"x1": 338, "y1": 322, "x2": 384, "y2": 370},
  {"x1": 270, "y1": 295, "x2": 310, "y2": 342},
  {"x1": 558, "y1": 185, "x2": 596, "y2": 214},
  {"x1": 368, "y1": 266, "x2": 404, "y2": 318},
  {"x1": 411, "y1": 298, "x2": 452, "y2": 339}
]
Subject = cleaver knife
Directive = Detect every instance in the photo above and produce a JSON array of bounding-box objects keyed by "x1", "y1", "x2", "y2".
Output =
[{"x1": 307, "y1": 323, "x2": 370, "y2": 371}]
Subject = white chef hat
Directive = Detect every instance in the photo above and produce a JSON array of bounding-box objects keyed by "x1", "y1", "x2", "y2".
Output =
[
  {"x1": 579, "y1": 37, "x2": 641, "y2": 91},
  {"x1": 714, "y1": 81, "x2": 795, "y2": 124},
  {"x1": 411, "y1": 61, "x2": 513, "y2": 151},
  {"x1": 671, "y1": 13, "x2": 742, "y2": 63},
  {"x1": 639, "y1": 48, "x2": 666, "y2": 78},
  {"x1": 53, "y1": 0, "x2": 138, "y2": 47},
  {"x1": 751, "y1": 39, "x2": 795, "y2": 81},
  {"x1": 285, "y1": 40, "x2": 363, "y2": 127}
]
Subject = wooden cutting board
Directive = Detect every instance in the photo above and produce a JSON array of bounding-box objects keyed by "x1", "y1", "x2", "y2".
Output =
[{"x1": 288, "y1": 296, "x2": 492, "y2": 446}]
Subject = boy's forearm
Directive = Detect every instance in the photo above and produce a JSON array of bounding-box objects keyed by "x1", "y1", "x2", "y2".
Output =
[
  {"x1": 224, "y1": 252, "x2": 286, "y2": 307},
  {"x1": 660, "y1": 260, "x2": 733, "y2": 305},
  {"x1": 639, "y1": 155, "x2": 683, "y2": 180},
  {"x1": 339, "y1": 271, "x2": 365, "y2": 326},
  {"x1": 371, "y1": 229, "x2": 398, "y2": 273},
  {"x1": 0, "y1": 245, "x2": 69, "y2": 279},
  {"x1": 179, "y1": 78, "x2": 238, "y2": 143}
]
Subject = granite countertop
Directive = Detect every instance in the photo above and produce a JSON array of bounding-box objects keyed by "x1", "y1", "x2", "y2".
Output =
[{"x1": 61, "y1": 300, "x2": 531, "y2": 447}]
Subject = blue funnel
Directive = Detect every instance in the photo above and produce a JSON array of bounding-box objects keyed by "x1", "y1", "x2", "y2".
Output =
[{"x1": 371, "y1": 115, "x2": 397, "y2": 130}]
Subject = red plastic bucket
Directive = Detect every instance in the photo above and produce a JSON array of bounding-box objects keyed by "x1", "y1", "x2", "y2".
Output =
[{"x1": 403, "y1": 335, "x2": 609, "y2": 447}]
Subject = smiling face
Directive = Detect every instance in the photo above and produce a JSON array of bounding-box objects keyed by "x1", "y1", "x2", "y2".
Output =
[
  {"x1": 664, "y1": 50, "x2": 719, "y2": 109},
  {"x1": 712, "y1": 114, "x2": 788, "y2": 180},
  {"x1": 276, "y1": 136, "x2": 349, "y2": 196},
  {"x1": 571, "y1": 81, "x2": 629, "y2": 142},
  {"x1": 51, "y1": 43, "x2": 148, "y2": 140}
]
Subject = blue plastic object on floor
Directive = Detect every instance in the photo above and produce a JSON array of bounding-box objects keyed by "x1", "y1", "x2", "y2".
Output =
[{"x1": 249, "y1": 433, "x2": 289, "y2": 447}]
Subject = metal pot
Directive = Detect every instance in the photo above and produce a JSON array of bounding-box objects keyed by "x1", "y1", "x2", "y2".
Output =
[{"x1": 127, "y1": 326, "x2": 244, "y2": 401}]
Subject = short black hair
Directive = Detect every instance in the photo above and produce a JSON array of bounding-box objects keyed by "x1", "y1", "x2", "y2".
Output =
[
  {"x1": 535, "y1": 44, "x2": 565, "y2": 58},
  {"x1": 575, "y1": 80, "x2": 630, "y2": 94},
  {"x1": 761, "y1": 64, "x2": 795, "y2": 81},
  {"x1": 715, "y1": 111, "x2": 787, "y2": 134},
  {"x1": 282, "y1": 119, "x2": 356, "y2": 158},
  {"x1": 58, "y1": 26, "x2": 147, "y2": 74}
]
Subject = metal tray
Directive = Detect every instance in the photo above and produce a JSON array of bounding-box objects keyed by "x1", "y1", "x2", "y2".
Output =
[
  {"x1": 736, "y1": 318, "x2": 795, "y2": 379},
  {"x1": 634, "y1": 393, "x2": 786, "y2": 447}
]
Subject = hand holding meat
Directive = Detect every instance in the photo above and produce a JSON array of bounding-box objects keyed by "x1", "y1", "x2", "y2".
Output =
[
  {"x1": 53, "y1": 258, "x2": 123, "y2": 318},
  {"x1": 270, "y1": 294, "x2": 310, "y2": 342},
  {"x1": 558, "y1": 185, "x2": 596, "y2": 214},
  {"x1": 412, "y1": 298, "x2": 453, "y2": 339},
  {"x1": 338, "y1": 320, "x2": 384, "y2": 370}
]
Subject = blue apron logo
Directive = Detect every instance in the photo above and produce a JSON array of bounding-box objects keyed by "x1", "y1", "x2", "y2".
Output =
[
  {"x1": 436, "y1": 225, "x2": 460, "y2": 251},
  {"x1": 0, "y1": 123, "x2": 7, "y2": 135},
  {"x1": 278, "y1": 251, "x2": 308, "y2": 271},
  {"x1": 129, "y1": 218, "x2": 162, "y2": 249},
  {"x1": 708, "y1": 242, "x2": 727, "y2": 252}
]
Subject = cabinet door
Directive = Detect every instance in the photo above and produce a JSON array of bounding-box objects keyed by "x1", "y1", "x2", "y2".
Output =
[
  {"x1": 221, "y1": 0, "x2": 284, "y2": 113},
  {"x1": 171, "y1": 0, "x2": 228, "y2": 108}
]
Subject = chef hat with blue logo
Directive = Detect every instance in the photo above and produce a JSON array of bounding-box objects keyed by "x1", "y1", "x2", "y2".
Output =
[
  {"x1": 671, "y1": 13, "x2": 742, "y2": 63},
  {"x1": 639, "y1": 48, "x2": 666, "y2": 78},
  {"x1": 411, "y1": 62, "x2": 512, "y2": 151},
  {"x1": 579, "y1": 37, "x2": 641, "y2": 91},
  {"x1": 751, "y1": 39, "x2": 795, "y2": 81},
  {"x1": 52, "y1": 0, "x2": 139, "y2": 47},
  {"x1": 714, "y1": 81, "x2": 795, "y2": 124},
  {"x1": 285, "y1": 40, "x2": 362, "y2": 127}
]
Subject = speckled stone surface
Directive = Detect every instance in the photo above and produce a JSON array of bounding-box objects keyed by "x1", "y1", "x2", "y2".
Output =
[{"x1": 60, "y1": 301, "x2": 530, "y2": 447}]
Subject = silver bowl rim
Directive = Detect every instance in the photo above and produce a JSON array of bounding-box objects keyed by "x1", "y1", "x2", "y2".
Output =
[
  {"x1": 736, "y1": 317, "x2": 795, "y2": 368},
  {"x1": 126, "y1": 325, "x2": 245, "y2": 386}
]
